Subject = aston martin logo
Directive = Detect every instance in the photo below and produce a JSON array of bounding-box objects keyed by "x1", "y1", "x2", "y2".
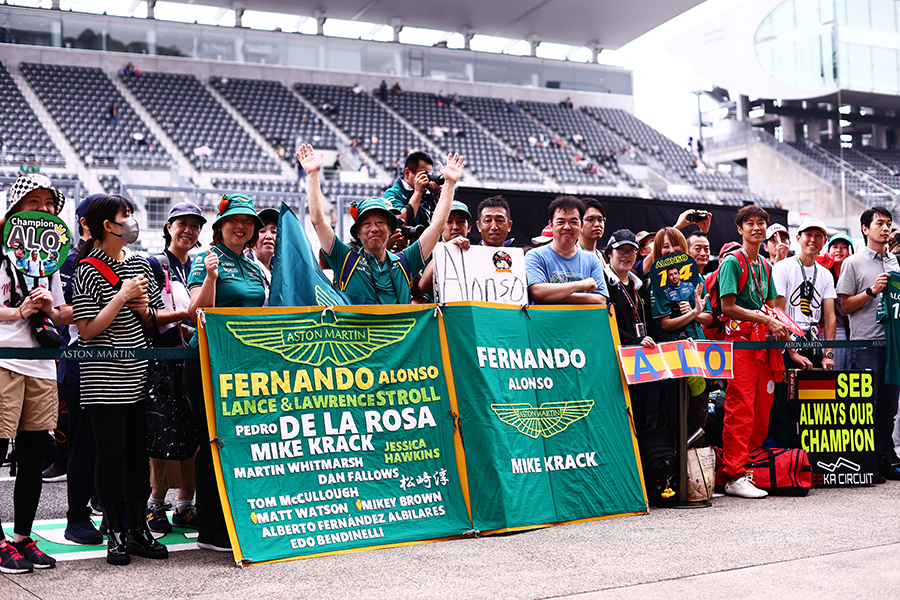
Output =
[
  {"x1": 490, "y1": 400, "x2": 594, "y2": 438},
  {"x1": 226, "y1": 317, "x2": 416, "y2": 366},
  {"x1": 315, "y1": 285, "x2": 344, "y2": 307}
]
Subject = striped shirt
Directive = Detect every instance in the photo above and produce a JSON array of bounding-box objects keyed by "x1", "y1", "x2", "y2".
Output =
[{"x1": 73, "y1": 247, "x2": 163, "y2": 405}]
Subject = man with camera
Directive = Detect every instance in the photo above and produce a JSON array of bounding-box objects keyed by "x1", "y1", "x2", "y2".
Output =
[
  {"x1": 299, "y1": 144, "x2": 464, "y2": 305},
  {"x1": 383, "y1": 152, "x2": 443, "y2": 230}
]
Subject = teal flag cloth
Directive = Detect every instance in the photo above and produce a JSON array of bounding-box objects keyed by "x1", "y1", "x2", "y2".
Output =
[{"x1": 269, "y1": 203, "x2": 350, "y2": 307}]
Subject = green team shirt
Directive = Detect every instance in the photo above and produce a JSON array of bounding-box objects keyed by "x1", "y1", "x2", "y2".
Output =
[
  {"x1": 325, "y1": 237, "x2": 425, "y2": 304},
  {"x1": 718, "y1": 251, "x2": 776, "y2": 310},
  {"x1": 876, "y1": 271, "x2": 900, "y2": 384}
]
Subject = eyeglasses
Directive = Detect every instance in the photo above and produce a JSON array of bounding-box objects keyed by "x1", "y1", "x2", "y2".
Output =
[{"x1": 614, "y1": 247, "x2": 637, "y2": 255}]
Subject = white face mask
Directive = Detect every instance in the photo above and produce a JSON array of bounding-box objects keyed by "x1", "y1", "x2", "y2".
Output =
[{"x1": 111, "y1": 216, "x2": 140, "y2": 245}]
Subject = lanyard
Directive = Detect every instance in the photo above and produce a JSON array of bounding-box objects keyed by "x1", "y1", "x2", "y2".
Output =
[
  {"x1": 797, "y1": 256, "x2": 816, "y2": 290},
  {"x1": 618, "y1": 278, "x2": 640, "y2": 321},
  {"x1": 740, "y1": 249, "x2": 766, "y2": 307}
]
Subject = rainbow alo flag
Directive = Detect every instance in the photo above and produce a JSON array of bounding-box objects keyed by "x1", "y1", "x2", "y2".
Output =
[{"x1": 616, "y1": 340, "x2": 733, "y2": 385}]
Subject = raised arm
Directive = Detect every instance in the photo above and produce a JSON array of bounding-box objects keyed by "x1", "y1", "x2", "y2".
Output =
[
  {"x1": 417, "y1": 153, "x2": 465, "y2": 261},
  {"x1": 297, "y1": 144, "x2": 336, "y2": 254}
]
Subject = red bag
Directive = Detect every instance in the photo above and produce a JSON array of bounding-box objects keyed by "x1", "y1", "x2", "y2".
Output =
[{"x1": 715, "y1": 447, "x2": 812, "y2": 496}]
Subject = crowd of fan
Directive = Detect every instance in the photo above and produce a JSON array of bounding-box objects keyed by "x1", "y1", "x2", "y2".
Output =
[{"x1": 2, "y1": 147, "x2": 900, "y2": 574}]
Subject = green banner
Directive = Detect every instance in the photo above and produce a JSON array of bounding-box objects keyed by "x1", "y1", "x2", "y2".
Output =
[
  {"x1": 443, "y1": 304, "x2": 647, "y2": 532},
  {"x1": 201, "y1": 307, "x2": 472, "y2": 563}
]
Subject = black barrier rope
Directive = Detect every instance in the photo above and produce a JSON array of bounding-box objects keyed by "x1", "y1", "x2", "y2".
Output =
[{"x1": 0, "y1": 347, "x2": 199, "y2": 360}]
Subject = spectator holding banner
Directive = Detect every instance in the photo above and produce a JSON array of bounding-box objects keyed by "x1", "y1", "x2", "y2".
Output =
[
  {"x1": 0, "y1": 173, "x2": 70, "y2": 573},
  {"x1": 835, "y1": 206, "x2": 900, "y2": 482},
  {"x1": 525, "y1": 195, "x2": 608, "y2": 305},
  {"x1": 770, "y1": 217, "x2": 836, "y2": 448},
  {"x1": 476, "y1": 196, "x2": 513, "y2": 248},
  {"x1": 186, "y1": 194, "x2": 268, "y2": 552},
  {"x1": 603, "y1": 229, "x2": 666, "y2": 431},
  {"x1": 417, "y1": 201, "x2": 472, "y2": 300},
  {"x1": 300, "y1": 144, "x2": 465, "y2": 305},
  {"x1": 718, "y1": 205, "x2": 789, "y2": 498}
]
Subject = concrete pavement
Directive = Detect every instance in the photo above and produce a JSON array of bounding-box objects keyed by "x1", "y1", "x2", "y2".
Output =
[{"x1": 1, "y1": 473, "x2": 898, "y2": 599}]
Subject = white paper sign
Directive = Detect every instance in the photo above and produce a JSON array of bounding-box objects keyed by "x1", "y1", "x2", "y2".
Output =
[{"x1": 432, "y1": 243, "x2": 528, "y2": 305}]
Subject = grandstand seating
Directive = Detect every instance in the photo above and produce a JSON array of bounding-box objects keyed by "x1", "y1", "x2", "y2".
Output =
[
  {"x1": 460, "y1": 97, "x2": 608, "y2": 185},
  {"x1": 210, "y1": 76, "x2": 338, "y2": 161},
  {"x1": 519, "y1": 100, "x2": 638, "y2": 186},
  {"x1": 584, "y1": 106, "x2": 744, "y2": 192},
  {"x1": 785, "y1": 141, "x2": 890, "y2": 200},
  {"x1": 817, "y1": 140, "x2": 900, "y2": 190},
  {"x1": 20, "y1": 63, "x2": 169, "y2": 169},
  {"x1": 295, "y1": 83, "x2": 427, "y2": 174},
  {"x1": 380, "y1": 91, "x2": 541, "y2": 183},
  {"x1": 0, "y1": 62, "x2": 64, "y2": 167},
  {"x1": 122, "y1": 71, "x2": 279, "y2": 173},
  {"x1": 211, "y1": 176, "x2": 384, "y2": 203}
]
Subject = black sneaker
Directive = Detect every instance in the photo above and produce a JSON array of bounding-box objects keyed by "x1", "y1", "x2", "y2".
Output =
[
  {"x1": 10, "y1": 538, "x2": 55, "y2": 569},
  {"x1": 878, "y1": 463, "x2": 900, "y2": 481},
  {"x1": 146, "y1": 503, "x2": 172, "y2": 534},
  {"x1": 0, "y1": 542, "x2": 33, "y2": 574},
  {"x1": 41, "y1": 464, "x2": 66, "y2": 483},
  {"x1": 127, "y1": 528, "x2": 168, "y2": 560},
  {"x1": 64, "y1": 518, "x2": 104, "y2": 545},
  {"x1": 106, "y1": 530, "x2": 130, "y2": 566},
  {"x1": 172, "y1": 505, "x2": 198, "y2": 529},
  {"x1": 197, "y1": 536, "x2": 232, "y2": 552}
]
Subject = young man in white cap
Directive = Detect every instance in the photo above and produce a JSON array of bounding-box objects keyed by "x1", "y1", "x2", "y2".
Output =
[
  {"x1": 298, "y1": 144, "x2": 464, "y2": 305},
  {"x1": 770, "y1": 217, "x2": 836, "y2": 447},
  {"x1": 764, "y1": 223, "x2": 791, "y2": 264}
]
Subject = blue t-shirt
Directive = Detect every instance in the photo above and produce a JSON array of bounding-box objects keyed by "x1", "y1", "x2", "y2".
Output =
[{"x1": 524, "y1": 245, "x2": 608, "y2": 301}]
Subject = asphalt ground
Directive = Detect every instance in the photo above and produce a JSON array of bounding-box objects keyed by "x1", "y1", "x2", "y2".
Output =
[{"x1": 1, "y1": 464, "x2": 898, "y2": 600}]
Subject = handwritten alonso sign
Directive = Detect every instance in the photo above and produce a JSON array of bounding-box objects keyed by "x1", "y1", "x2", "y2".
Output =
[
  {"x1": 198, "y1": 306, "x2": 472, "y2": 564},
  {"x1": 432, "y1": 243, "x2": 528, "y2": 305},
  {"x1": 795, "y1": 370, "x2": 876, "y2": 487}
]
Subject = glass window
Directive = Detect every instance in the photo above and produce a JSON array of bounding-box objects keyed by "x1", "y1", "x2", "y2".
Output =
[
  {"x1": 154, "y1": 23, "x2": 192, "y2": 57},
  {"x1": 871, "y1": 46, "x2": 898, "y2": 94},
  {"x1": 870, "y1": 0, "x2": 896, "y2": 32},
  {"x1": 846, "y1": 42, "x2": 874, "y2": 90},
  {"x1": 285, "y1": 35, "x2": 322, "y2": 69},
  {"x1": 196, "y1": 30, "x2": 236, "y2": 61}
]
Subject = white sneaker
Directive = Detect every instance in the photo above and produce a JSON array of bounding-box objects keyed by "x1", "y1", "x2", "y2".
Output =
[{"x1": 725, "y1": 476, "x2": 768, "y2": 498}]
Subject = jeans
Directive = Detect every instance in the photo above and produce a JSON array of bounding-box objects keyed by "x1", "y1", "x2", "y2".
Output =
[
  {"x1": 850, "y1": 346, "x2": 900, "y2": 464},
  {"x1": 832, "y1": 326, "x2": 850, "y2": 371}
]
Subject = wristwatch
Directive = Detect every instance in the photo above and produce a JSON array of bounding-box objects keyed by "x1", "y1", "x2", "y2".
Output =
[
  {"x1": 866, "y1": 287, "x2": 876, "y2": 297},
  {"x1": 824, "y1": 351, "x2": 835, "y2": 359}
]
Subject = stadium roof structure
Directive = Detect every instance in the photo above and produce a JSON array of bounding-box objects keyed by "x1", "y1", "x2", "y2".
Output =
[{"x1": 165, "y1": 0, "x2": 706, "y2": 51}]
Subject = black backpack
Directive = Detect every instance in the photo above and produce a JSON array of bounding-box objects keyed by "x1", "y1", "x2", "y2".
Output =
[{"x1": 638, "y1": 429, "x2": 678, "y2": 507}]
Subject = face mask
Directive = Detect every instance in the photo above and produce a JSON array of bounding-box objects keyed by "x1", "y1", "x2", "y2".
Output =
[{"x1": 111, "y1": 216, "x2": 140, "y2": 245}]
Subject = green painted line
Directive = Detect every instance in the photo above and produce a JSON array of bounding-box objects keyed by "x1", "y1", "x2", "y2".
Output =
[{"x1": 2, "y1": 514, "x2": 206, "y2": 562}]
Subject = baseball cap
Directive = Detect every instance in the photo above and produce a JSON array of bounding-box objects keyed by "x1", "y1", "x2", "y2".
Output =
[
  {"x1": 718, "y1": 241, "x2": 741, "y2": 259},
  {"x1": 635, "y1": 230, "x2": 655, "y2": 246},
  {"x1": 797, "y1": 217, "x2": 827, "y2": 236},
  {"x1": 766, "y1": 223, "x2": 788, "y2": 240},
  {"x1": 607, "y1": 229, "x2": 639, "y2": 249},
  {"x1": 257, "y1": 207, "x2": 280, "y2": 226},
  {"x1": 76, "y1": 193, "x2": 105, "y2": 221},
  {"x1": 531, "y1": 224, "x2": 553, "y2": 245},
  {"x1": 828, "y1": 233, "x2": 854, "y2": 251},
  {"x1": 449, "y1": 201, "x2": 470, "y2": 219},
  {"x1": 168, "y1": 201, "x2": 207, "y2": 225}
]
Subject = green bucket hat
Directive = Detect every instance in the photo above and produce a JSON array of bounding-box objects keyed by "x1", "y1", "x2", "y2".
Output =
[
  {"x1": 827, "y1": 233, "x2": 854, "y2": 251},
  {"x1": 213, "y1": 194, "x2": 264, "y2": 229},
  {"x1": 349, "y1": 197, "x2": 400, "y2": 239}
]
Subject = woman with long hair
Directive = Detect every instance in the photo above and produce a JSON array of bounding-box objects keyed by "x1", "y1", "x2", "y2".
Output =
[{"x1": 73, "y1": 194, "x2": 167, "y2": 565}]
